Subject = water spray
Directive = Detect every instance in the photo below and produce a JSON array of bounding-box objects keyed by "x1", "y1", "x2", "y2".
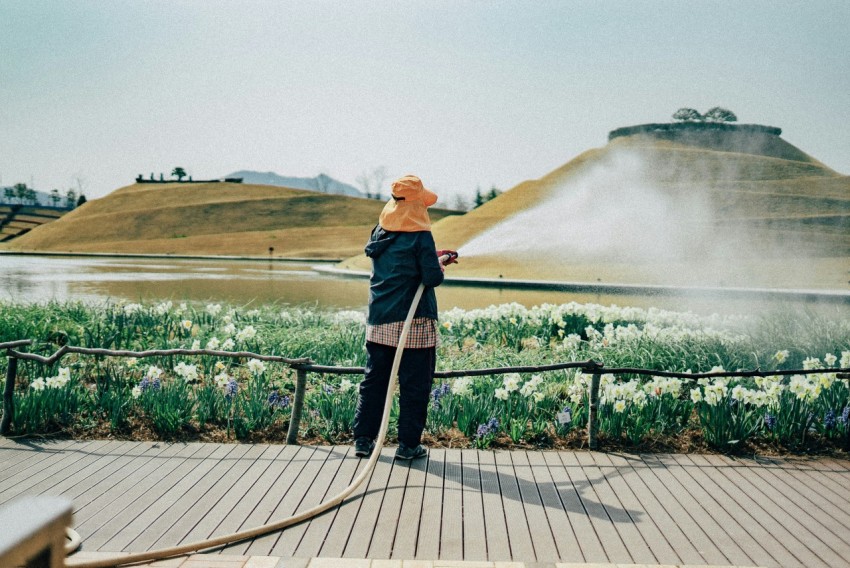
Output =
[{"x1": 67, "y1": 252, "x2": 458, "y2": 568}]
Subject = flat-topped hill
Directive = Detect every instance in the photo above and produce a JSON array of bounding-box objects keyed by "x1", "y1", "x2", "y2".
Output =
[
  {"x1": 5, "y1": 182, "x2": 459, "y2": 258},
  {"x1": 607, "y1": 122, "x2": 819, "y2": 163},
  {"x1": 341, "y1": 127, "x2": 850, "y2": 290}
]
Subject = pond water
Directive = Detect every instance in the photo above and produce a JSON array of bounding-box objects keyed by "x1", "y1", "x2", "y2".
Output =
[{"x1": 2, "y1": 254, "x2": 848, "y2": 318}]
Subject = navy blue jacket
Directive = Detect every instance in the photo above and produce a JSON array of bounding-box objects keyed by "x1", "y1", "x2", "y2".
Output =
[{"x1": 365, "y1": 225, "x2": 444, "y2": 325}]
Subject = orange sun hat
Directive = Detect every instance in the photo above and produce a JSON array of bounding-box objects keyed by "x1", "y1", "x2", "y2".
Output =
[{"x1": 378, "y1": 175, "x2": 438, "y2": 232}]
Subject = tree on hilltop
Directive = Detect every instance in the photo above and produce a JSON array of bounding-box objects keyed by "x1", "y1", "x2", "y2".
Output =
[
  {"x1": 673, "y1": 106, "x2": 738, "y2": 123},
  {"x1": 473, "y1": 186, "x2": 484, "y2": 208},
  {"x1": 171, "y1": 167, "x2": 187, "y2": 181},
  {"x1": 703, "y1": 107, "x2": 737, "y2": 123},
  {"x1": 14, "y1": 183, "x2": 28, "y2": 204},
  {"x1": 672, "y1": 108, "x2": 703, "y2": 122},
  {"x1": 486, "y1": 186, "x2": 502, "y2": 202}
]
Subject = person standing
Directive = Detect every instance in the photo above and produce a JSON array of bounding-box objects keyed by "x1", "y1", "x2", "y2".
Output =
[{"x1": 352, "y1": 174, "x2": 456, "y2": 460}]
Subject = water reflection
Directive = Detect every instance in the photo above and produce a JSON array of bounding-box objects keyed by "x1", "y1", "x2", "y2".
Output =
[{"x1": 1, "y1": 254, "x2": 848, "y2": 317}]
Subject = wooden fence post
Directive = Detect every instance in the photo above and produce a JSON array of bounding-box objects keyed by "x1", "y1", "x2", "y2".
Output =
[
  {"x1": 587, "y1": 372, "x2": 601, "y2": 450},
  {"x1": 1, "y1": 356, "x2": 17, "y2": 436},
  {"x1": 286, "y1": 368, "x2": 308, "y2": 445}
]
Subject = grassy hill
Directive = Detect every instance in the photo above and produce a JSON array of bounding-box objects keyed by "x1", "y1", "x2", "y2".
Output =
[
  {"x1": 341, "y1": 128, "x2": 850, "y2": 290},
  {"x1": 5, "y1": 182, "x2": 459, "y2": 259},
  {"x1": 0, "y1": 205, "x2": 65, "y2": 242}
]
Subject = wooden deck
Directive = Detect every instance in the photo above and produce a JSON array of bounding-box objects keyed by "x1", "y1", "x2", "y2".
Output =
[{"x1": 1, "y1": 438, "x2": 849, "y2": 567}]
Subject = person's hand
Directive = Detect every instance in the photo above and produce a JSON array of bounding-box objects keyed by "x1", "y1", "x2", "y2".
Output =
[{"x1": 436, "y1": 249, "x2": 459, "y2": 266}]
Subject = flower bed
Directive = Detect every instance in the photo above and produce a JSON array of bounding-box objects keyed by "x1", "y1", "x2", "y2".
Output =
[{"x1": 2, "y1": 300, "x2": 849, "y2": 454}]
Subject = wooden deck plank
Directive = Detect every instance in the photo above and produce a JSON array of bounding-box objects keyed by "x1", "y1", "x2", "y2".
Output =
[
  {"x1": 151, "y1": 443, "x2": 264, "y2": 549},
  {"x1": 630, "y1": 454, "x2": 721, "y2": 566},
  {"x1": 438, "y1": 448, "x2": 464, "y2": 560},
  {"x1": 272, "y1": 446, "x2": 351, "y2": 556},
  {"x1": 188, "y1": 444, "x2": 284, "y2": 546},
  {"x1": 493, "y1": 450, "x2": 535, "y2": 561},
  {"x1": 510, "y1": 451, "x2": 559, "y2": 562},
  {"x1": 524, "y1": 451, "x2": 579, "y2": 562},
  {"x1": 559, "y1": 452, "x2": 629, "y2": 564},
  {"x1": 67, "y1": 442, "x2": 167, "y2": 517},
  {"x1": 387, "y1": 449, "x2": 427, "y2": 560},
  {"x1": 342, "y1": 448, "x2": 402, "y2": 558},
  {"x1": 0, "y1": 438, "x2": 77, "y2": 476},
  {"x1": 50, "y1": 442, "x2": 137, "y2": 494},
  {"x1": 726, "y1": 455, "x2": 850, "y2": 556},
  {"x1": 229, "y1": 445, "x2": 315, "y2": 555},
  {"x1": 476, "y1": 450, "x2": 510, "y2": 561},
  {"x1": 540, "y1": 451, "x2": 598, "y2": 564},
  {"x1": 459, "y1": 449, "x2": 486, "y2": 561},
  {"x1": 77, "y1": 444, "x2": 215, "y2": 552},
  {"x1": 686, "y1": 453, "x2": 834, "y2": 567},
  {"x1": 26, "y1": 441, "x2": 143, "y2": 521},
  {"x1": 342, "y1": 449, "x2": 398, "y2": 558},
  {"x1": 291, "y1": 446, "x2": 359, "y2": 559},
  {"x1": 97, "y1": 443, "x2": 240, "y2": 551},
  {"x1": 214, "y1": 445, "x2": 303, "y2": 555},
  {"x1": 17, "y1": 444, "x2": 162, "y2": 520},
  {"x1": 605, "y1": 453, "x2": 703, "y2": 566},
  {"x1": 593, "y1": 452, "x2": 680, "y2": 566},
  {"x1": 312, "y1": 451, "x2": 373, "y2": 559},
  {"x1": 0, "y1": 440, "x2": 128, "y2": 503},
  {"x1": 364, "y1": 452, "x2": 412, "y2": 560},
  {"x1": 573, "y1": 451, "x2": 653, "y2": 564},
  {"x1": 698, "y1": 453, "x2": 850, "y2": 566},
  {"x1": 792, "y1": 459, "x2": 850, "y2": 503},
  {"x1": 815, "y1": 458, "x2": 850, "y2": 486},
  {"x1": 0, "y1": 440, "x2": 104, "y2": 506},
  {"x1": 761, "y1": 461, "x2": 850, "y2": 531},
  {"x1": 413, "y1": 448, "x2": 444, "y2": 560},
  {"x1": 245, "y1": 445, "x2": 329, "y2": 556},
  {"x1": 671, "y1": 453, "x2": 802, "y2": 568},
  {"x1": 5, "y1": 440, "x2": 848, "y2": 566},
  {"x1": 639, "y1": 453, "x2": 758, "y2": 567}
]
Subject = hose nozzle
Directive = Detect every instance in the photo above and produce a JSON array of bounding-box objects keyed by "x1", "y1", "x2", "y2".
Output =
[{"x1": 437, "y1": 250, "x2": 459, "y2": 265}]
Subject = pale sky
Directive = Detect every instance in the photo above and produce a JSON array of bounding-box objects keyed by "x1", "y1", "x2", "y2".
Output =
[{"x1": 2, "y1": 1, "x2": 848, "y2": 203}]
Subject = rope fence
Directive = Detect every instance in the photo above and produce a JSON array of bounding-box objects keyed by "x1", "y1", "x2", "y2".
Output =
[{"x1": 2, "y1": 339, "x2": 849, "y2": 449}]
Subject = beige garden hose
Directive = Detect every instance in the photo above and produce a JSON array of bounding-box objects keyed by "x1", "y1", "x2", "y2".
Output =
[{"x1": 66, "y1": 282, "x2": 428, "y2": 568}]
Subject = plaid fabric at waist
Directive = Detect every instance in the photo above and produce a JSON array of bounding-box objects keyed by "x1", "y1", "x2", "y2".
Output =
[{"x1": 366, "y1": 317, "x2": 438, "y2": 348}]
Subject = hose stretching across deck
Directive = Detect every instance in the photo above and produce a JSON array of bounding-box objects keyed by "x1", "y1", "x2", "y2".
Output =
[{"x1": 67, "y1": 283, "x2": 428, "y2": 568}]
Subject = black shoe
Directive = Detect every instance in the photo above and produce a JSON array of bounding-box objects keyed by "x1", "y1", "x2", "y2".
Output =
[
  {"x1": 394, "y1": 443, "x2": 427, "y2": 460},
  {"x1": 354, "y1": 437, "x2": 375, "y2": 458}
]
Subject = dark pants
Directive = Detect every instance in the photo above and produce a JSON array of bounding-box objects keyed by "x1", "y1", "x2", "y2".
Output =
[{"x1": 353, "y1": 341, "x2": 436, "y2": 447}]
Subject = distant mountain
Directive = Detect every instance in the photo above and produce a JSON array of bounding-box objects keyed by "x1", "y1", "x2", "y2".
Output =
[{"x1": 224, "y1": 171, "x2": 364, "y2": 198}]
